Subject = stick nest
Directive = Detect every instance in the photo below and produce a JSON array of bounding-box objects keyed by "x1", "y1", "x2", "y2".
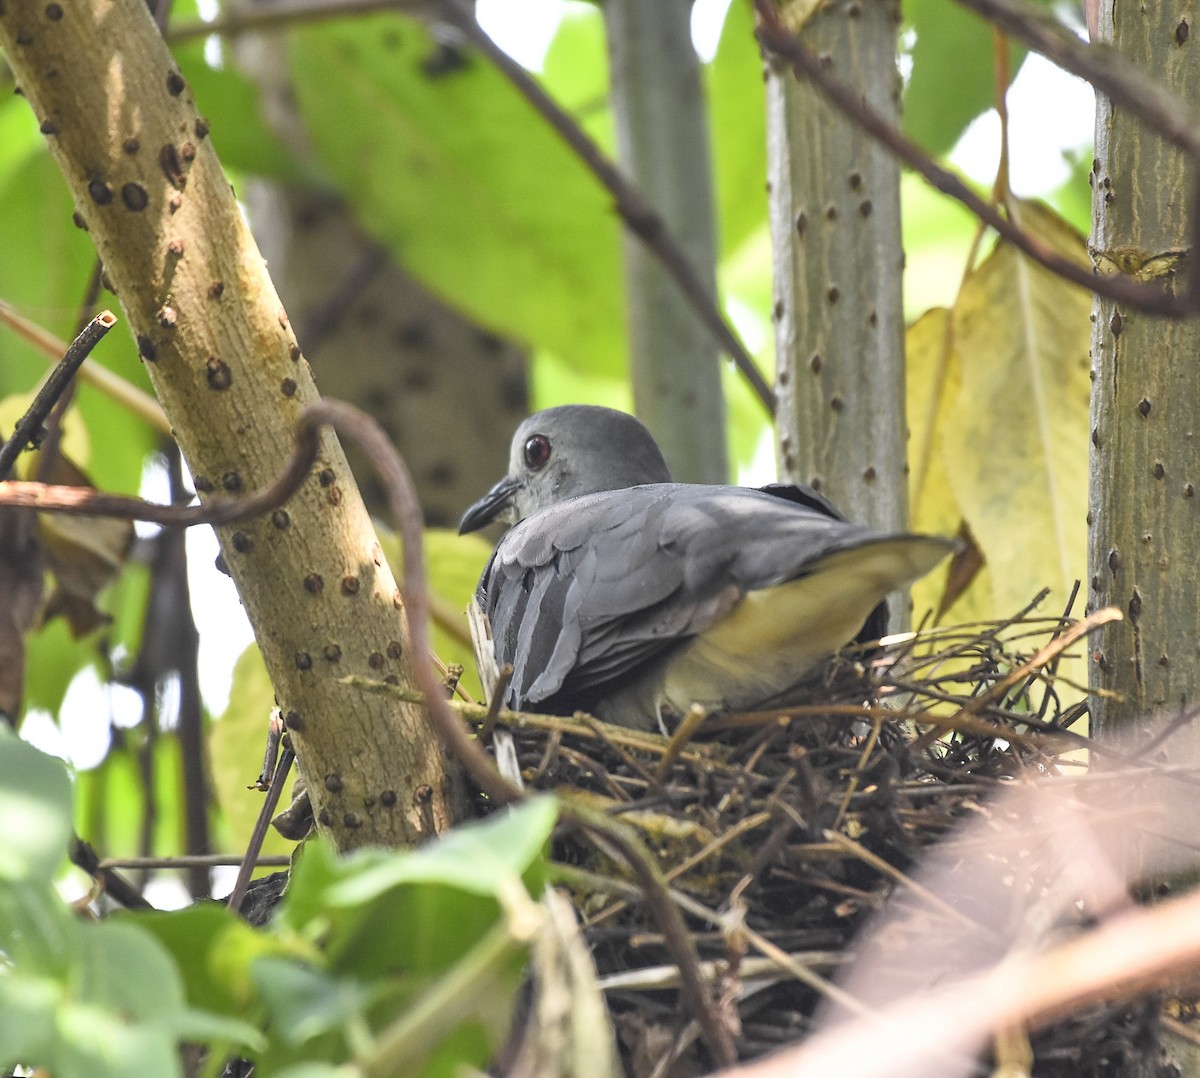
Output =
[{"x1": 479, "y1": 606, "x2": 1162, "y2": 1076}]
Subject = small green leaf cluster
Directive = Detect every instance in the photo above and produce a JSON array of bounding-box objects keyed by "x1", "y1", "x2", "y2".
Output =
[{"x1": 0, "y1": 728, "x2": 559, "y2": 1078}]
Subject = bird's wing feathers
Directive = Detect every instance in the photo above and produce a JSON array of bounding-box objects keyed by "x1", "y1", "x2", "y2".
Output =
[{"x1": 478, "y1": 485, "x2": 927, "y2": 710}]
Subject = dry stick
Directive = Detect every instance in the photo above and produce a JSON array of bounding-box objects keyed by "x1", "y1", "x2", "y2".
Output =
[
  {"x1": 954, "y1": 605, "x2": 1123, "y2": 717},
  {"x1": 571, "y1": 804, "x2": 739, "y2": 1068},
  {"x1": 0, "y1": 310, "x2": 117, "y2": 481},
  {"x1": 69, "y1": 835, "x2": 154, "y2": 911},
  {"x1": 822, "y1": 830, "x2": 981, "y2": 931},
  {"x1": 478, "y1": 664, "x2": 514, "y2": 742},
  {"x1": 0, "y1": 301, "x2": 170, "y2": 435},
  {"x1": 587, "y1": 810, "x2": 774, "y2": 928},
  {"x1": 753, "y1": 2, "x2": 1198, "y2": 319},
  {"x1": 227, "y1": 745, "x2": 294, "y2": 913},
  {"x1": 169, "y1": 0, "x2": 418, "y2": 41},
  {"x1": 346, "y1": 676, "x2": 719, "y2": 758},
  {"x1": 102, "y1": 854, "x2": 292, "y2": 870},
  {"x1": 434, "y1": 0, "x2": 775, "y2": 416}
]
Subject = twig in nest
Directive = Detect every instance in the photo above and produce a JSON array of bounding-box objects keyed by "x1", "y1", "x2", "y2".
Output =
[
  {"x1": 227, "y1": 743, "x2": 294, "y2": 914},
  {"x1": 478, "y1": 663, "x2": 513, "y2": 742}
]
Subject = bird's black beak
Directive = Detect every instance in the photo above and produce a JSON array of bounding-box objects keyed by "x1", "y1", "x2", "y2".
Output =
[{"x1": 459, "y1": 476, "x2": 521, "y2": 534}]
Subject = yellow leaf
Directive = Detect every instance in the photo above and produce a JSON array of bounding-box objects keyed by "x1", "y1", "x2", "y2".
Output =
[
  {"x1": 906, "y1": 307, "x2": 992, "y2": 625},
  {"x1": 0, "y1": 392, "x2": 91, "y2": 473},
  {"x1": 942, "y1": 200, "x2": 1091, "y2": 620}
]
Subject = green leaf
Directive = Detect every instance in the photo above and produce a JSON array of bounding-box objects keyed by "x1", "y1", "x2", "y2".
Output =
[
  {"x1": 252, "y1": 956, "x2": 372, "y2": 1046},
  {"x1": 0, "y1": 730, "x2": 73, "y2": 883},
  {"x1": 289, "y1": 14, "x2": 625, "y2": 375},
  {"x1": 0, "y1": 881, "x2": 79, "y2": 973},
  {"x1": 275, "y1": 1067, "x2": 352, "y2": 1078},
  {"x1": 541, "y1": 6, "x2": 614, "y2": 153},
  {"x1": 530, "y1": 352, "x2": 631, "y2": 414},
  {"x1": 280, "y1": 799, "x2": 556, "y2": 979},
  {"x1": 0, "y1": 913, "x2": 260, "y2": 1078},
  {"x1": 0, "y1": 974, "x2": 58, "y2": 1063},
  {"x1": 52, "y1": 999, "x2": 181, "y2": 1078},
  {"x1": 708, "y1": 0, "x2": 768, "y2": 258},
  {"x1": 324, "y1": 796, "x2": 557, "y2": 904},
  {"x1": 130, "y1": 903, "x2": 287, "y2": 1019},
  {"x1": 904, "y1": 0, "x2": 1028, "y2": 157}
]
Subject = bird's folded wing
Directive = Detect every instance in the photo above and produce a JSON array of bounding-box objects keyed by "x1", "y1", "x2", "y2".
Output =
[{"x1": 478, "y1": 485, "x2": 947, "y2": 710}]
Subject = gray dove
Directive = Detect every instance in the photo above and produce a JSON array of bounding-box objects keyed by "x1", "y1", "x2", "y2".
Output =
[{"x1": 460, "y1": 405, "x2": 954, "y2": 732}]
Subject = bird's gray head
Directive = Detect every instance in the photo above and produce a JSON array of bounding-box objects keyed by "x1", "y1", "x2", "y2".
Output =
[{"x1": 459, "y1": 405, "x2": 672, "y2": 533}]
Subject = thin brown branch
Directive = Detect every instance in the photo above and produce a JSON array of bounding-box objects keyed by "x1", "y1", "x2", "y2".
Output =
[
  {"x1": 0, "y1": 439, "x2": 318, "y2": 525},
  {"x1": 70, "y1": 835, "x2": 154, "y2": 911},
  {"x1": 434, "y1": 0, "x2": 776, "y2": 416},
  {"x1": 100, "y1": 854, "x2": 292, "y2": 869},
  {"x1": 571, "y1": 804, "x2": 739, "y2": 1068},
  {"x1": 0, "y1": 310, "x2": 117, "y2": 481},
  {"x1": 0, "y1": 301, "x2": 169, "y2": 435},
  {"x1": 228, "y1": 744, "x2": 294, "y2": 913},
  {"x1": 168, "y1": 0, "x2": 417, "y2": 42},
  {"x1": 173, "y1": 0, "x2": 776, "y2": 414},
  {"x1": 753, "y1": 2, "x2": 1200, "y2": 319},
  {"x1": 959, "y1": 0, "x2": 1200, "y2": 157}
]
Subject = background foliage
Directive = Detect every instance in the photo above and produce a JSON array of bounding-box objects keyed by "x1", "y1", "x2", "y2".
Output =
[{"x1": 0, "y1": 0, "x2": 1099, "y2": 1072}]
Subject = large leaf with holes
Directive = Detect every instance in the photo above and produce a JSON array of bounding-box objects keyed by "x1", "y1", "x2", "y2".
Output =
[{"x1": 289, "y1": 14, "x2": 625, "y2": 375}]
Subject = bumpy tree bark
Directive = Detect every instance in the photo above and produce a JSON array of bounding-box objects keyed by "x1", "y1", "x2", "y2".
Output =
[
  {"x1": 1089, "y1": 4, "x2": 1200, "y2": 1072},
  {"x1": 0, "y1": 0, "x2": 468, "y2": 851},
  {"x1": 765, "y1": 0, "x2": 907, "y2": 535},
  {"x1": 1089, "y1": 8, "x2": 1200, "y2": 730}
]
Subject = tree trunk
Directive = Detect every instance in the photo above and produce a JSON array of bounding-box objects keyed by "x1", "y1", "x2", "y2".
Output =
[
  {"x1": 1089, "y1": 2, "x2": 1200, "y2": 1071},
  {"x1": 1089, "y1": 7, "x2": 1200, "y2": 731},
  {"x1": 0, "y1": 0, "x2": 468, "y2": 851},
  {"x1": 765, "y1": 0, "x2": 907, "y2": 536},
  {"x1": 604, "y1": 0, "x2": 728, "y2": 484}
]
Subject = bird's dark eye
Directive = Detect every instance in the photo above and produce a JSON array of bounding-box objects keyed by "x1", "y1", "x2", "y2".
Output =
[{"x1": 523, "y1": 433, "x2": 552, "y2": 471}]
